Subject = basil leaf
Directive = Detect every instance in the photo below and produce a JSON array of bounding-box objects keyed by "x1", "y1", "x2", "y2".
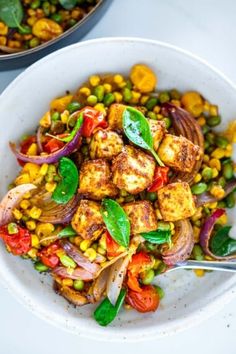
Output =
[
  {"x1": 122, "y1": 107, "x2": 164, "y2": 166},
  {"x1": 59, "y1": 0, "x2": 77, "y2": 10},
  {"x1": 141, "y1": 229, "x2": 172, "y2": 245},
  {"x1": 210, "y1": 225, "x2": 236, "y2": 257},
  {"x1": 52, "y1": 157, "x2": 79, "y2": 204},
  {"x1": 0, "y1": 0, "x2": 23, "y2": 28},
  {"x1": 101, "y1": 199, "x2": 130, "y2": 248},
  {"x1": 94, "y1": 288, "x2": 126, "y2": 326},
  {"x1": 58, "y1": 225, "x2": 77, "y2": 238}
]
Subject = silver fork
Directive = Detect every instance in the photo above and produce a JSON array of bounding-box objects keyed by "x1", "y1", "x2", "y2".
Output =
[{"x1": 165, "y1": 260, "x2": 236, "y2": 273}]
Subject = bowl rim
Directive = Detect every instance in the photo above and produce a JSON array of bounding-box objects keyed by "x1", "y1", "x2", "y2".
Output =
[
  {"x1": 0, "y1": 37, "x2": 236, "y2": 342},
  {"x1": 0, "y1": 0, "x2": 106, "y2": 61}
]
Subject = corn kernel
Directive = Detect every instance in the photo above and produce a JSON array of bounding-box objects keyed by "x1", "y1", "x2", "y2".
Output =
[
  {"x1": 209, "y1": 104, "x2": 218, "y2": 116},
  {"x1": 0, "y1": 36, "x2": 7, "y2": 46},
  {"x1": 62, "y1": 278, "x2": 73, "y2": 287},
  {"x1": 26, "y1": 220, "x2": 36, "y2": 231},
  {"x1": 36, "y1": 223, "x2": 54, "y2": 237},
  {"x1": 15, "y1": 173, "x2": 31, "y2": 185},
  {"x1": 79, "y1": 87, "x2": 91, "y2": 96},
  {"x1": 103, "y1": 83, "x2": 112, "y2": 93},
  {"x1": 212, "y1": 167, "x2": 219, "y2": 178},
  {"x1": 203, "y1": 154, "x2": 210, "y2": 162},
  {"x1": 205, "y1": 255, "x2": 214, "y2": 261},
  {"x1": 194, "y1": 269, "x2": 205, "y2": 277},
  {"x1": 197, "y1": 116, "x2": 206, "y2": 126},
  {"x1": 217, "y1": 213, "x2": 228, "y2": 225},
  {"x1": 226, "y1": 144, "x2": 233, "y2": 152},
  {"x1": 12, "y1": 208, "x2": 23, "y2": 220},
  {"x1": 225, "y1": 150, "x2": 232, "y2": 158},
  {"x1": 27, "y1": 16, "x2": 37, "y2": 26},
  {"x1": 29, "y1": 206, "x2": 42, "y2": 219},
  {"x1": 56, "y1": 249, "x2": 65, "y2": 258},
  {"x1": 40, "y1": 111, "x2": 51, "y2": 128},
  {"x1": 80, "y1": 239, "x2": 91, "y2": 251},
  {"x1": 89, "y1": 75, "x2": 100, "y2": 87},
  {"x1": 45, "y1": 182, "x2": 57, "y2": 192},
  {"x1": 23, "y1": 163, "x2": 40, "y2": 180},
  {"x1": 0, "y1": 22, "x2": 8, "y2": 35},
  {"x1": 203, "y1": 101, "x2": 210, "y2": 112},
  {"x1": 99, "y1": 234, "x2": 106, "y2": 250},
  {"x1": 31, "y1": 234, "x2": 40, "y2": 248},
  {"x1": 210, "y1": 185, "x2": 225, "y2": 199},
  {"x1": 84, "y1": 248, "x2": 97, "y2": 262},
  {"x1": 211, "y1": 148, "x2": 225, "y2": 159},
  {"x1": 170, "y1": 222, "x2": 175, "y2": 231},
  {"x1": 193, "y1": 226, "x2": 200, "y2": 243},
  {"x1": 206, "y1": 202, "x2": 218, "y2": 209},
  {"x1": 209, "y1": 158, "x2": 221, "y2": 171},
  {"x1": 74, "y1": 236, "x2": 83, "y2": 246},
  {"x1": 94, "y1": 103, "x2": 106, "y2": 114},
  {"x1": 24, "y1": 191, "x2": 31, "y2": 199},
  {"x1": 27, "y1": 248, "x2": 38, "y2": 258},
  {"x1": 27, "y1": 143, "x2": 37, "y2": 156},
  {"x1": 113, "y1": 92, "x2": 123, "y2": 103},
  {"x1": 20, "y1": 199, "x2": 31, "y2": 210},
  {"x1": 113, "y1": 74, "x2": 124, "y2": 84},
  {"x1": 153, "y1": 105, "x2": 161, "y2": 114},
  {"x1": 7, "y1": 40, "x2": 21, "y2": 48},
  {"x1": 97, "y1": 246, "x2": 106, "y2": 255},
  {"x1": 156, "y1": 114, "x2": 163, "y2": 120},
  {"x1": 39, "y1": 163, "x2": 49, "y2": 176},
  {"x1": 171, "y1": 99, "x2": 181, "y2": 107},
  {"x1": 193, "y1": 173, "x2": 202, "y2": 183},
  {"x1": 50, "y1": 95, "x2": 73, "y2": 112},
  {"x1": 140, "y1": 95, "x2": 149, "y2": 105},
  {"x1": 60, "y1": 110, "x2": 69, "y2": 124}
]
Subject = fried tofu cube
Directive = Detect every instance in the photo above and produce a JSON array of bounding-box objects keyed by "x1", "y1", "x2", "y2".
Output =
[
  {"x1": 72, "y1": 200, "x2": 104, "y2": 240},
  {"x1": 112, "y1": 145, "x2": 155, "y2": 194},
  {"x1": 89, "y1": 129, "x2": 124, "y2": 160},
  {"x1": 158, "y1": 134, "x2": 202, "y2": 172},
  {"x1": 79, "y1": 159, "x2": 118, "y2": 200},
  {"x1": 157, "y1": 182, "x2": 196, "y2": 221},
  {"x1": 123, "y1": 200, "x2": 158, "y2": 234},
  {"x1": 107, "y1": 103, "x2": 126, "y2": 130},
  {"x1": 149, "y1": 119, "x2": 166, "y2": 151}
]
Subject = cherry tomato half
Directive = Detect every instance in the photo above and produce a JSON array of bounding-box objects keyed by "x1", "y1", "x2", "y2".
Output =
[
  {"x1": 81, "y1": 107, "x2": 107, "y2": 137},
  {"x1": 38, "y1": 242, "x2": 60, "y2": 268},
  {"x1": 126, "y1": 285, "x2": 159, "y2": 313},
  {"x1": 147, "y1": 166, "x2": 169, "y2": 192},
  {"x1": 105, "y1": 231, "x2": 122, "y2": 258},
  {"x1": 0, "y1": 224, "x2": 31, "y2": 256}
]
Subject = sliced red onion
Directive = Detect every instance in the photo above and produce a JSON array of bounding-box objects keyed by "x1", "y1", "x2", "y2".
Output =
[
  {"x1": 0, "y1": 184, "x2": 36, "y2": 226},
  {"x1": 53, "y1": 266, "x2": 94, "y2": 281},
  {"x1": 161, "y1": 219, "x2": 194, "y2": 265},
  {"x1": 91, "y1": 267, "x2": 110, "y2": 302},
  {"x1": 9, "y1": 123, "x2": 83, "y2": 165},
  {"x1": 36, "y1": 126, "x2": 44, "y2": 153},
  {"x1": 196, "y1": 179, "x2": 236, "y2": 206},
  {"x1": 61, "y1": 240, "x2": 100, "y2": 274}
]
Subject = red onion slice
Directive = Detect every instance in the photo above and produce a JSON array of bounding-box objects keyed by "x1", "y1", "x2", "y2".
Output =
[
  {"x1": 53, "y1": 266, "x2": 94, "y2": 281},
  {"x1": 36, "y1": 126, "x2": 44, "y2": 153},
  {"x1": 91, "y1": 267, "x2": 110, "y2": 302}
]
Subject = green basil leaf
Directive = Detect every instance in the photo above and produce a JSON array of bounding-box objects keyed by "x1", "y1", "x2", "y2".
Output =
[
  {"x1": 94, "y1": 288, "x2": 126, "y2": 326},
  {"x1": 59, "y1": 0, "x2": 77, "y2": 10},
  {"x1": 141, "y1": 229, "x2": 172, "y2": 245},
  {"x1": 0, "y1": 0, "x2": 23, "y2": 28},
  {"x1": 58, "y1": 225, "x2": 77, "y2": 238},
  {"x1": 101, "y1": 199, "x2": 130, "y2": 248},
  {"x1": 210, "y1": 225, "x2": 236, "y2": 257},
  {"x1": 122, "y1": 106, "x2": 164, "y2": 166},
  {"x1": 52, "y1": 157, "x2": 79, "y2": 204}
]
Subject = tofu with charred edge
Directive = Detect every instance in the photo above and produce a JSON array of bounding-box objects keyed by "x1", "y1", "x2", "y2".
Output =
[
  {"x1": 78, "y1": 159, "x2": 118, "y2": 200},
  {"x1": 157, "y1": 182, "x2": 196, "y2": 221},
  {"x1": 123, "y1": 200, "x2": 158, "y2": 234},
  {"x1": 112, "y1": 145, "x2": 155, "y2": 194},
  {"x1": 158, "y1": 134, "x2": 202, "y2": 172},
  {"x1": 107, "y1": 103, "x2": 126, "y2": 130},
  {"x1": 89, "y1": 129, "x2": 124, "y2": 160},
  {"x1": 72, "y1": 200, "x2": 104, "y2": 240},
  {"x1": 148, "y1": 119, "x2": 166, "y2": 151}
]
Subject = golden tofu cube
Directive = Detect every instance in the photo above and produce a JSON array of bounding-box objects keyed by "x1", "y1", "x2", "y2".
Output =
[
  {"x1": 79, "y1": 159, "x2": 118, "y2": 200},
  {"x1": 123, "y1": 200, "x2": 158, "y2": 234},
  {"x1": 157, "y1": 182, "x2": 196, "y2": 221},
  {"x1": 72, "y1": 200, "x2": 104, "y2": 240},
  {"x1": 112, "y1": 145, "x2": 155, "y2": 194},
  {"x1": 89, "y1": 129, "x2": 124, "y2": 160},
  {"x1": 148, "y1": 119, "x2": 166, "y2": 151},
  {"x1": 158, "y1": 134, "x2": 202, "y2": 172},
  {"x1": 107, "y1": 103, "x2": 126, "y2": 130}
]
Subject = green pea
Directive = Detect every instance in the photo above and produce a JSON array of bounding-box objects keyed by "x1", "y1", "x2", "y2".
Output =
[
  {"x1": 147, "y1": 111, "x2": 157, "y2": 120},
  {"x1": 29, "y1": 37, "x2": 40, "y2": 48},
  {"x1": 223, "y1": 163, "x2": 233, "y2": 180},
  {"x1": 93, "y1": 85, "x2": 104, "y2": 102},
  {"x1": 159, "y1": 91, "x2": 170, "y2": 103},
  {"x1": 34, "y1": 262, "x2": 48, "y2": 272},
  {"x1": 218, "y1": 176, "x2": 226, "y2": 188},
  {"x1": 202, "y1": 167, "x2": 213, "y2": 181},
  {"x1": 19, "y1": 25, "x2": 32, "y2": 35},
  {"x1": 155, "y1": 262, "x2": 167, "y2": 275},
  {"x1": 146, "y1": 192, "x2": 157, "y2": 201},
  {"x1": 31, "y1": 0, "x2": 41, "y2": 9},
  {"x1": 87, "y1": 95, "x2": 98, "y2": 106},
  {"x1": 73, "y1": 279, "x2": 84, "y2": 291},
  {"x1": 206, "y1": 132, "x2": 215, "y2": 145},
  {"x1": 203, "y1": 207, "x2": 211, "y2": 215},
  {"x1": 204, "y1": 140, "x2": 210, "y2": 150},
  {"x1": 154, "y1": 285, "x2": 165, "y2": 299},
  {"x1": 225, "y1": 192, "x2": 235, "y2": 209},
  {"x1": 43, "y1": 1, "x2": 51, "y2": 16},
  {"x1": 51, "y1": 13, "x2": 62, "y2": 23},
  {"x1": 169, "y1": 89, "x2": 181, "y2": 100},
  {"x1": 81, "y1": 145, "x2": 89, "y2": 156},
  {"x1": 123, "y1": 87, "x2": 132, "y2": 102},
  {"x1": 206, "y1": 146, "x2": 214, "y2": 154},
  {"x1": 103, "y1": 93, "x2": 115, "y2": 107},
  {"x1": 201, "y1": 125, "x2": 210, "y2": 135},
  {"x1": 125, "y1": 80, "x2": 133, "y2": 90},
  {"x1": 207, "y1": 115, "x2": 221, "y2": 127},
  {"x1": 146, "y1": 97, "x2": 158, "y2": 110},
  {"x1": 7, "y1": 223, "x2": 18, "y2": 235},
  {"x1": 215, "y1": 136, "x2": 228, "y2": 149},
  {"x1": 67, "y1": 101, "x2": 81, "y2": 113},
  {"x1": 60, "y1": 255, "x2": 76, "y2": 268},
  {"x1": 163, "y1": 117, "x2": 172, "y2": 129},
  {"x1": 51, "y1": 111, "x2": 60, "y2": 121},
  {"x1": 191, "y1": 182, "x2": 208, "y2": 195},
  {"x1": 217, "y1": 201, "x2": 226, "y2": 208},
  {"x1": 68, "y1": 19, "x2": 77, "y2": 27},
  {"x1": 194, "y1": 220, "x2": 201, "y2": 227},
  {"x1": 142, "y1": 269, "x2": 155, "y2": 285},
  {"x1": 192, "y1": 244, "x2": 204, "y2": 261},
  {"x1": 145, "y1": 242, "x2": 157, "y2": 252}
]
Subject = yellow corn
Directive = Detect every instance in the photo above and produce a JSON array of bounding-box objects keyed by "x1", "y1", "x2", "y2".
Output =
[
  {"x1": 94, "y1": 103, "x2": 106, "y2": 114},
  {"x1": 205, "y1": 202, "x2": 218, "y2": 209},
  {"x1": 103, "y1": 83, "x2": 112, "y2": 93},
  {"x1": 203, "y1": 101, "x2": 210, "y2": 112},
  {"x1": 209, "y1": 104, "x2": 218, "y2": 116},
  {"x1": 50, "y1": 95, "x2": 73, "y2": 113},
  {"x1": 203, "y1": 154, "x2": 210, "y2": 162},
  {"x1": 212, "y1": 167, "x2": 219, "y2": 178},
  {"x1": 23, "y1": 191, "x2": 31, "y2": 199},
  {"x1": 156, "y1": 114, "x2": 163, "y2": 120},
  {"x1": 40, "y1": 111, "x2": 51, "y2": 128},
  {"x1": 210, "y1": 185, "x2": 225, "y2": 199},
  {"x1": 80, "y1": 240, "x2": 91, "y2": 252},
  {"x1": 61, "y1": 278, "x2": 73, "y2": 287},
  {"x1": 89, "y1": 75, "x2": 100, "y2": 87},
  {"x1": 23, "y1": 163, "x2": 40, "y2": 180},
  {"x1": 31, "y1": 234, "x2": 40, "y2": 248},
  {"x1": 56, "y1": 249, "x2": 65, "y2": 258},
  {"x1": 153, "y1": 105, "x2": 161, "y2": 114},
  {"x1": 84, "y1": 248, "x2": 97, "y2": 262},
  {"x1": 113, "y1": 92, "x2": 123, "y2": 103},
  {"x1": 12, "y1": 208, "x2": 23, "y2": 220},
  {"x1": 39, "y1": 163, "x2": 49, "y2": 176},
  {"x1": 27, "y1": 248, "x2": 38, "y2": 258},
  {"x1": 130, "y1": 90, "x2": 141, "y2": 104},
  {"x1": 27, "y1": 143, "x2": 37, "y2": 156},
  {"x1": 171, "y1": 99, "x2": 181, "y2": 107},
  {"x1": 191, "y1": 207, "x2": 202, "y2": 222},
  {"x1": 225, "y1": 144, "x2": 233, "y2": 157},
  {"x1": 155, "y1": 208, "x2": 163, "y2": 219},
  {"x1": 20, "y1": 199, "x2": 31, "y2": 210},
  {"x1": 170, "y1": 222, "x2": 175, "y2": 231},
  {"x1": 99, "y1": 234, "x2": 106, "y2": 250},
  {"x1": 0, "y1": 22, "x2": 8, "y2": 35},
  {"x1": 27, "y1": 16, "x2": 37, "y2": 26},
  {"x1": 211, "y1": 148, "x2": 225, "y2": 159},
  {"x1": 225, "y1": 150, "x2": 232, "y2": 158},
  {"x1": 118, "y1": 81, "x2": 126, "y2": 89},
  {"x1": 153, "y1": 259, "x2": 162, "y2": 270},
  {"x1": 193, "y1": 226, "x2": 200, "y2": 243},
  {"x1": 45, "y1": 182, "x2": 57, "y2": 192},
  {"x1": 197, "y1": 116, "x2": 206, "y2": 126},
  {"x1": 79, "y1": 87, "x2": 91, "y2": 96},
  {"x1": 0, "y1": 36, "x2": 7, "y2": 46},
  {"x1": 194, "y1": 173, "x2": 202, "y2": 183},
  {"x1": 97, "y1": 246, "x2": 106, "y2": 255},
  {"x1": 29, "y1": 206, "x2": 42, "y2": 219},
  {"x1": 60, "y1": 110, "x2": 69, "y2": 124},
  {"x1": 113, "y1": 74, "x2": 124, "y2": 84},
  {"x1": 15, "y1": 173, "x2": 31, "y2": 185},
  {"x1": 26, "y1": 220, "x2": 36, "y2": 231},
  {"x1": 140, "y1": 95, "x2": 149, "y2": 105},
  {"x1": 217, "y1": 213, "x2": 228, "y2": 225},
  {"x1": 74, "y1": 236, "x2": 83, "y2": 246},
  {"x1": 209, "y1": 158, "x2": 221, "y2": 171},
  {"x1": 36, "y1": 223, "x2": 54, "y2": 237},
  {"x1": 223, "y1": 120, "x2": 236, "y2": 143},
  {"x1": 194, "y1": 269, "x2": 205, "y2": 277},
  {"x1": 181, "y1": 91, "x2": 203, "y2": 117},
  {"x1": 205, "y1": 255, "x2": 214, "y2": 261}
]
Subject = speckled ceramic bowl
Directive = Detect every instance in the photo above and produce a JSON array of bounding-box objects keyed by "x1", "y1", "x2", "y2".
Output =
[{"x1": 0, "y1": 38, "x2": 235, "y2": 342}]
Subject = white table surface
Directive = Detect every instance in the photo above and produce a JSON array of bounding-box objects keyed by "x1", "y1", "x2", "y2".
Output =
[{"x1": 1, "y1": 0, "x2": 236, "y2": 353}]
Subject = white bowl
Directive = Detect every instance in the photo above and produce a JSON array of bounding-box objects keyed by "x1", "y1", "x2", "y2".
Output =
[{"x1": 0, "y1": 38, "x2": 235, "y2": 342}]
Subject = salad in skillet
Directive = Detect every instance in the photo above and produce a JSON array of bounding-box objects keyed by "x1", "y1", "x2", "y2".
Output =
[{"x1": 0, "y1": 64, "x2": 236, "y2": 326}]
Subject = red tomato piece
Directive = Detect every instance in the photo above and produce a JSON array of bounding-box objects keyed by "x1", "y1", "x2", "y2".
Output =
[
  {"x1": 128, "y1": 252, "x2": 152, "y2": 276},
  {"x1": 0, "y1": 224, "x2": 31, "y2": 256},
  {"x1": 126, "y1": 285, "x2": 160, "y2": 313},
  {"x1": 105, "y1": 231, "x2": 122, "y2": 258},
  {"x1": 81, "y1": 106, "x2": 107, "y2": 137},
  {"x1": 38, "y1": 242, "x2": 60, "y2": 268},
  {"x1": 127, "y1": 271, "x2": 142, "y2": 292},
  {"x1": 44, "y1": 138, "x2": 65, "y2": 154},
  {"x1": 147, "y1": 166, "x2": 169, "y2": 192},
  {"x1": 20, "y1": 136, "x2": 36, "y2": 154}
]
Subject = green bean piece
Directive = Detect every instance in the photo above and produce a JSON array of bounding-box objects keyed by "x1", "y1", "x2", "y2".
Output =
[
  {"x1": 87, "y1": 95, "x2": 98, "y2": 106},
  {"x1": 104, "y1": 93, "x2": 115, "y2": 107},
  {"x1": 34, "y1": 262, "x2": 49, "y2": 272},
  {"x1": 123, "y1": 87, "x2": 132, "y2": 102},
  {"x1": 146, "y1": 192, "x2": 157, "y2": 201},
  {"x1": 191, "y1": 182, "x2": 208, "y2": 195},
  {"x1": 67, "y1": 101, "x2": 81, "y2": 114},
  {"x1": 146, "y1": 97, "x2": 158, "y2": 110},
  {"x1": 163, "y1": 117, "x2": 172, "y2": 129},
  {"x1": 225, "y1": 192, "x2": 235, "y2": 208},
  {"x1": 142, "y1": 269, "x2": 155, "y2": 285},
  {"x1": 202, "y1": 167, "x2": 213, "y2": 181},
  {"x1": 207, "y1": 115, "x2": 221, "y2": 127},
  {"x1": 154, "y1": 285, "x2": 165, "y2": 299},
  {"x1": 73, "y1": 279, "x2": 84, "y2": 291},
  {"x1": 223, "y1": 163, "x2": 234, "y2": 180},
  {"x1": 159, "y1": 91, "x2": 170, "y2": 103},
  {"x1": 93, "y1": 85, "x2": 105, "y2": 102},
  {"x1": 215, "y1": 136, "x2": 228, "y2": 149},
  {"x1": 192, "y1": 244, "x2": 204, "y2": 261}
]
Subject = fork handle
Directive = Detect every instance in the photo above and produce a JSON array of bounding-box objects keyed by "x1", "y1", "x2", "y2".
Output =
[{"x1": 176, "y1": 259, "x2": 236, "y2": 272}]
